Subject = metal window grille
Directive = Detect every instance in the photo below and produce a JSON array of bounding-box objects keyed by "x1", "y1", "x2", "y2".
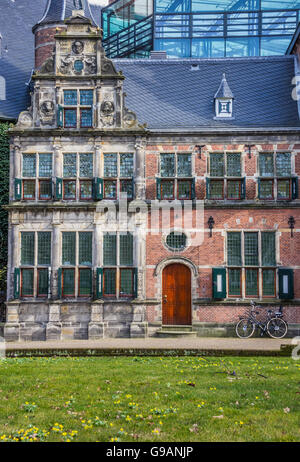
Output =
[
  {"x1": 261, "y1": 232, "x2": 276, "y2": 266},
  {"x1": 227, "y1": 180, "x2": 240, "y2": 199},
  {"x1": 160, "y1": 153, "x2": 175, "y2": 177},
  {"x1": 62, "y1": 232, "x2": 76, "y2": 266},
  {"x1": 276, "y1": 153, "x2": 291, "y2": 177},
  {"x1": 262, "y1": 269, "x2": 275, "y2": 296},
  {"x1": 103, "y1": 233, "x2": 117, "y2": 266},
  {"x1": 79, "y1": 153, "x2": 93, "y2": 177},
  {"x1": 210, "y1": 180, "x2": 224, "y2": 199},
  {"x1": 166, "y1": 232, "x2": 187, "y2": 250},
  {"x1": 120, "y1": 269, "x2": 133, "y2": 296},
  {"x1": 260, "y1": 180, "x2": 273, "y2": 199},
  {"x1": 21, "y1": 232, "x2": 35, "y2": 265},
  {"x1": 259, "y1": 153, "x2": 274, "y2": 177},
  {"x1": 37, "y1": 268, "x2": 49, "y2": 296},
  {"x1": 21, "y1": 269, "x2": 34, "y2": 296},
  {"x1": 177, "y1": 154, "x2": 192, "y2": 177},
  {"x1": 120, "y1": 180, "x2": 133, "y2": 199},
  {"x1": 39, "y1": 180, "x2": 52, "y2": 199},
  {"x1": 120, "y1": 233, "x2": 133, "y2": 265},
  {"x1": 63, "y1": 180, "x2": 76, "y2": 199},
  {"x1": 104, "y1": 180, "x2": 117, "y2": 199},
  {"x1": 23, "y1": 180, "x2": 35, "y2": 199},
  {"x1": 63, "y1": 154, "x2": 77, "y2": 177},
  {"x1": 64, "y1": 109, "x2": 77, "y2": 127},
  {"x1": 178, "y1": 180, "x2": 191, "y2": 199},
  {"x1": 38, "y1": 232, "x2": 51, "y2": 265},
  {"x1": 62, "y1": 268, "x2": 75, "y2": 296},
  {"x1": 80, "y1": 109, "x2": 92, "y2": 127},
  {"x1": 104, "y1": 153, "x2": 118, "y2": 177},
  {"x1": 161, "y1": 180, "x2": 174, "y2": 199},
  {"x1": 23, "y1": 154, "x2": 36, "y2": 177},
  {"x1": 210, "y1": 153, "x2": 224, "y2": 177},
  {"x1": 277, "y1": 179, "x2": 290, "y2": 199},
  {"x1": 244, "y1": 232, "x2": 258, "y2": 266},
  {"x1": 245, "y1": 269, "x2": 258, "y2": 296},
  {"x1": 80, "y1": 180, "x2": 93, "y2": 199},
  {"x1": 228, "y1": 268, "x2": 241, "y2": 296},
  {"x1": 80, "y1": 90, "x2": 93, "y2": 106},
  {"x1": 79, "y1": 268, "x2": 92, "y2": 296},
  {"x1": 39, "y1": 154, "x2": 52, "y2": 177},
  {"x1": 104, "y1": 268, "x2": 116, "y2": 295},
  {"x1": 227, "y1": 232, "x2": 241, "y2": 266},
  {"x1": 64, "y1": 90, "x2": 77, "y2": 105},
  {"x1": 79, "y1": 232, "x2": 92, "y2": 265},
  {"x1": 227, "y1": 153, "x2": 241, "y2": 177},
  {"x1": 120, "y1": 153, "x2": 134, "y2": 177}
]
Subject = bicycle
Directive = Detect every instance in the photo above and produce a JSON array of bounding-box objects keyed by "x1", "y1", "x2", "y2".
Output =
[{"x1": 235, "y1": 301, "x2": 288, "y2": 339}]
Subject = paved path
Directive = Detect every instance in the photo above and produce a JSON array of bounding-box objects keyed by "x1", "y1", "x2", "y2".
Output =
[{"x1": 4, "y1": 337, "x2": 293, "y2": 352}]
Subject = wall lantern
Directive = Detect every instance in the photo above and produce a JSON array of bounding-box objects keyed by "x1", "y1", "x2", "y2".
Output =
[
  {"x1": 245, "y1": 144, "x2": 255, "y2": 159},
  {"x1": 195, "y1": 145, "x2": 205, "y2": 159},
  {"x1": 288, "y1": 216, "x2": 295, "y2": 237},
  {"x1": 208, "y1": 216, "x2": 215, "y2": 237}
]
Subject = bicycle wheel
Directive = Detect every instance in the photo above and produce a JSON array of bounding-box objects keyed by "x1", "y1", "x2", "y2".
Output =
[
  {"x1": 267, "y1": 317, "x2": 288, "y2": 339},
  {"x1": 235, "y1": 319, "x2": 255, "y2": 339}
]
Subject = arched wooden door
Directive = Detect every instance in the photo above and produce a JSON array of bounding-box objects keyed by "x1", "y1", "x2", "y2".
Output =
[{"x1": 162, "y1": 263, "x2": 191, "y2": 325}]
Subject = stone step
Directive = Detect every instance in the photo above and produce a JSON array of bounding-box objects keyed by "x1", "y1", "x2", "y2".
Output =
[
  {"x1": 156, "y1": 329, "x2": 198, "y2": 338},
  {"x1": 161, "y1": 325, "x2": 193, "y2": 332}
]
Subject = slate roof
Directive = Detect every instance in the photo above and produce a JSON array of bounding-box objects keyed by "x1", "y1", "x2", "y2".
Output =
[
  {"x1": 114, "y1": 57, "x2": 300, "y2": 130},
  {"x1": 35, "y1": 0, "x2": 98, "y2": 29},
  {"x1": 214, "y1": 73, "x2": 234, "y2": 99}
]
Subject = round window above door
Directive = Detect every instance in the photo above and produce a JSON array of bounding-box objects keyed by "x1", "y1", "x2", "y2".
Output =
[{"x1": 166, "y1": 232, "x2": 187, "y2": 251}]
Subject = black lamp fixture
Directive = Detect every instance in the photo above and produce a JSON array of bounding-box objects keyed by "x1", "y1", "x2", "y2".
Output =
[
  {"x1": 208, "y1": 216, "x2": 215, "y2": 237},
  {"x1": 288, "y1": 216, "x2": 295, "y2": 237},
  {"x1": 245, "y1": 144, "x2": 255, "y2": 159},
  {"x1": 195, "y1": 145, "x2": 205, "y2": 159}
]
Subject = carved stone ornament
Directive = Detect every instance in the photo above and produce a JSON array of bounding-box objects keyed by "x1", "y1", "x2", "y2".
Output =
[
  {"x1": 100, "y1": 101, "x2": 115, "y2": 127},
  {"x1": 39, "y1": 100, "x2": 55, "y2": 124},
  {"x1": 72, "y1": 40, "x2": 84, "y2": 55},
  {"x1": 84, "y1": 56, "x2": 96, "y2": 74},
  {"x1": 101, "y1": 56, "x2": 118, "y2": 76},
  {"x1": 123, "y1": 107, "x2": 137, "y2": 128},
  {"x1": 60, "y1": 55, "x2": 73, "y2": 74},
  {"x1": 16, "y1": 111, "x2": 33, "y2": 128}
]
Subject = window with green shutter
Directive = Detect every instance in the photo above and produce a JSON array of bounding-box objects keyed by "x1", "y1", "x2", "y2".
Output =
[
  {"x1": 261, "y1": 232, "x2": 276, "y2": 266},
  {"x1": 160, "y1": 154, "x2": 175, "y2": 177},
  {"x1": 210, "y1": 153, "x2": 224, "y2": 177},
  {"x1": 244, "y1": 232, "x2": 258, "y2": 266},
  {"x1": 120, "y1": 233, "x2": 133, "y2": 266},
  {"x1": 37, "y1": 268, "x2": 49, "y2": 297},
  {"x1": 262, "y1": 269, "x2": 275, "y2": 297},
  {"x1": 103, "y1": 233, "x2": 117, "y2": 266},
  {"x1": 104, "y1": 268, "x2": 116, "y2": 296},
  {"x1": 245, "y1": 269, "x2": 258, "y2": 296},
  {"x1": 23, "y1": 154, "x2": 36, "y2": 177},
  {"x1": 227, "y1": 153, "x2": 241, "y2": 177},
  {"x1": 62, "y1": 268, "x2": 75, "y2": 297},
  {"x1": 120, "y1": 269, "x2": 134, "y2": 296},
  {"x1": 79, "y1": 268, "x2": 92, "y2": 297},
  {"x1": 79, "y1": 232, "x2": 92, "y2": 265},
  {"x1": 21, "y1": 268, "x2": 34, "y2": 297},
  {"x1": 62, "y1": 232, "x2": 76, "y2": 266},
  {"x1": 259, "y1": 153, "x2": 274, "y2": 177},
  {"x1": 38, "y1": 232, "x2": 51, "y2": 265},
  {"x1": 228, "y1": 269, "x2": 241, "y2": 296},
  {"x1": 227, "y1": 232, "x2": 241, "y2": 266},
  {"x1": 21, "y1": 232, "x2": 35, "y2": 265}
]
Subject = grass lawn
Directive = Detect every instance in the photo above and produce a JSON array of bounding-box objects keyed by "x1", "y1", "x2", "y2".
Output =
[{"x1": 0, "y1": 355, "x2": 299, "y2": 442}]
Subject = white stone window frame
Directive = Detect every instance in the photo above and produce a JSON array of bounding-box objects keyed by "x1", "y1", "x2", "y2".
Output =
[
  {"x1": 62, "y1": 151, "x2": 94, "y2": 201},
  {"x1": 215, "y1": 98, "x2": 233, "y2": 119},
  {"x1": 61, "y1": 87, "x2": 95, "y2": 130},
  {"x1": 257, "y1": 151, "x2": 294, "y2": 201},
  {"x1": 158, "y1": 152, "x2": 194, "y2": 200},
  {"x1": 225, "y1": 229, "x2": 279, "y2": 300},
  {"x1": 102, "y1": 151, "x2": 135, "y2": 200},
  {"x1": 21, "y1": 152, "x2": 53, "y2": 202}
]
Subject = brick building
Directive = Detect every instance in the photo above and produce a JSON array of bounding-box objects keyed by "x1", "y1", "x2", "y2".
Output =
[{"x1": 3, "y1": 0, "x2": 300, "y2": 341}]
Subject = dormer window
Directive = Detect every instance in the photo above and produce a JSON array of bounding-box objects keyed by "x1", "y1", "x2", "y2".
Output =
[{"x1": 214, "y1": 74, "x2": 234, "y2": 119}]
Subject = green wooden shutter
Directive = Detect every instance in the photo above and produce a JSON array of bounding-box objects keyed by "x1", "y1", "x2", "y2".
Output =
[
  {"x1": 96, "y1": 268, "x2": 103, "y2": 298},
  {"x1": 206, "y1": 178, "x2": 210, "y2": 199},
  {"x1": 15, "y1": 179, "x2": 22, "y2": 200},
  {"x1": 257, "y1": 178, "x2": 261, "y2": 198},
  {"x1": 131, "y1": 178, "x2": 135, "y2": 200},
  {"x1": 212, "y1": 268, "x2": 226, "y2": 299},
  {"x1": 57, "y1": 105, "x2": 63, "y2": 128},
  {"x1": 14, "y1": 268, "x2": 20, "y2": 299},
  {"x1": 57, "y1": 268, "x2": 62, "y2": 299},
  {"x1": 241, "y1": 177, "x2": 246, "y2": 199},
  {"x1": 278, "y1": 268, "x2": 294, "y2": 299},
  {"x1": 93, "y1": 178, "x2": 103, "y2": 201},
  {"x1": 292, "y1": 177, "x2": 298, "y2": 200},
  {"x1": 156, "y1": 178, "x2": 161, "y2": 200},
  {"x1": 56, "y1": 178, "x2": 62, "y2": 200},
  {"x1": 133, "y1": 268, "x2": 138, "y2": 298},
  {"x1": 191, "y1": 178, "x2": 196, "y2": 199}
]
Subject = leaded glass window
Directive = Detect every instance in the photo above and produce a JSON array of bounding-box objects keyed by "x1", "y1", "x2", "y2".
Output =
[
  {"x1": 63, "y1": 180, "x2": 76, "y2": 200},
  {"x1": 276, "y1": 153, "x2": 291, "y2": 177},
  {"x1": 104, "y1": 154, "x2": 118, "y2": 177},
  {"x1": 62, "y1": 268, "x2": 75, "y2": 297},
  {"x1": 244, "y1": 233, "x2": 258, "y2": 266},
  {"x1": 227, "y1": 232, "x2": 241, "y2": 266},
  {"x1": 262, "y1": 269, "x2": 275, "y2": 296},
  {"x1": 259, "y1": 153, "x2": 274, "y2": 177},
  {"x1": 21, "y1": 232, "x2": 35, "y2": 265},
  {"x1": 80, "y1": 90, "x2": 93, "y2": 106},
  {"x1": 79, "y1": 180, "x2": 92, "y2": 200},
  {"x1": 63, "y1": 154, "x2": 77, "y2": 178},
  {"x1": 261, "y1": 232, "x2": 276, "y2": 266},
  {"x1": 210, "y1": 180, "x2": 224, "y2": 199},
  {"x1": 104, "y1": 180, "x2": 117, "y2": 199},
  {"x1": 80, "y1": 109, "x2": 92, "y2": 127},
  {"x1": 120, "y1": 233, "x2": 133, "y2": 266},
  {"x1": 79, "y1": 232, "x2": 92, "y2": 265},
  {"x1": 277, "y1": 179, "x2": 290, "y2": 199},
  {"x1": 38, "y1": 232, "x2": 51, "y2": 265},
  {"x1": 161, "y1": 180, "x2": 174, "y2": 199},
  {"x1": 21, "y1": 269, "x2": 34, "y2": 297},
  {"x1": 37, "y1": 268, "x2": 49, "y2": 297},
  {"x1": 79, "y1": 153, "x2": 93, "y2": 177},
  {"x1": 210, "y1": 153, "x2": 224, "y2": 177},
  {"x1": 64, "y1": 109, "x2": 77, "y2": 128},
  {"x1": 79, "y1": 268, "x2": 92, "y2": 296},
  {"x1": 62, "y1": 232, "x2": 76, "y2": 266},
  {"x1": 227, "y1": 153, "x2": 241, "y2": 177},
  {"x1": 103, "y1": 233, "x2": 117, "y2": 266},
  {"x1": 23, "y1": 154, "x2": 36, "y2": 177},
  {"x1": 120, "y1": 153, "x2": 134, "y2": 177},
  {"x1": 166, "y1": 232, "x2": 187, "y2": 251},
  {"x1": 228, "y1": 269, "x2": 241, "y2": 296},
  {"x1": 39, "y1": 154, "x2": 52, "y2": 177},
  {"x1": 39, "y1": 180, "x2": 52, "y2": 200},
  {"x1": 120, "y1": 180, "x2": 133, "y2": 199},
  {"x1": 245, "y1": 269, "x2": 258, "y2": 296},
  {"x1": 160, "y1": 154, "x2": 175, "y2": 177},
  {"x1": 120, "y1": 269, "x2": 133, "y2": 296},
  {"x1": 104, "y1": 268, "x2": 116, "y2": 296},
  {"x1": 177, "y1": 154, "x2": 192, "y2": 177},
  {"x1": 227, "y1": 180, "x2": 240, "y2": 199},
  {"x1": 64, "y1": 90, "x2": 77, "y2": 105},
  {"x1": 23, "y1": 180, "x2": 35, "y2": 199},
  {"x1": 178, "y1": 180, "x2": 192, "y2": 199},
  {"x1": 259, "y1": 180, "x2": 273, "y2": 199}
]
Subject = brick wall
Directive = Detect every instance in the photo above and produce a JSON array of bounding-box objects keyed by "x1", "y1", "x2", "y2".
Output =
[{"x1": 34, "y1": 25, "x2": 65, "y2": 69}]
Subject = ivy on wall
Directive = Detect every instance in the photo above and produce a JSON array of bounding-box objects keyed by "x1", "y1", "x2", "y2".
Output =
[{"x1": 0, "y1": 122, "x2": 11, "y2": 321}]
